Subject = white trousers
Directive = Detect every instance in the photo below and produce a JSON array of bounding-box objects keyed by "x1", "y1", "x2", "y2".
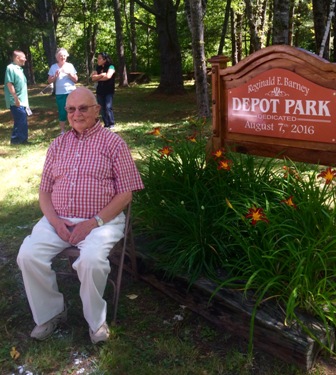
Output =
[{"x1": 17, "y1": 213, "x2": 125, "y2": 332}]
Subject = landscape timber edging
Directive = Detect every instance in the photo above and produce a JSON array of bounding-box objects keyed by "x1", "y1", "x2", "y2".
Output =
[{"x1": 136, "y1": 255, "x2": 335, "y2": 371}]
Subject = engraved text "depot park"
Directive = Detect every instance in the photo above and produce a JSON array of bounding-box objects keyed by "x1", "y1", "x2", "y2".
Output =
[{"x1": 232, "y1": 98, "x2": 331, "y2": 116}]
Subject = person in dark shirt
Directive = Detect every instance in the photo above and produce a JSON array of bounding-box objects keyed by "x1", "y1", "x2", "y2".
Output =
[{"x1": 91, "y1": 52, "x2": 116, "y2": 129}]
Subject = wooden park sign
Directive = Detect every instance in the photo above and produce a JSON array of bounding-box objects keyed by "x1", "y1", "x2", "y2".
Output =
[{"x1": 208, "y1": 45, "x2": 336, "y2": 165}]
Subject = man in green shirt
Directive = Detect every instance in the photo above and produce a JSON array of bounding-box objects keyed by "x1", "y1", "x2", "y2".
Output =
[{"x1": 4, "y1": 50, "x2": 30, "y2": 144}]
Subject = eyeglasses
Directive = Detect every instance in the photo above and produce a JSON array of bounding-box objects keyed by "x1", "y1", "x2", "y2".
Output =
[{"x1": 64, "y1": 105, "x2": 97, "y2": 113}]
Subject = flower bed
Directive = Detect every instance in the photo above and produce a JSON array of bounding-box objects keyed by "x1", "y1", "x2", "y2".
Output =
[{"x1": 133, "y1": 119, "x2": 336, "y2": 361}]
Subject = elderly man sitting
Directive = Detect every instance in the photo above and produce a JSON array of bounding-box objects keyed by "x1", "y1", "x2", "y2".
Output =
[{"x1": 17, "y1": 87, "x2": 144, "y2": 343}]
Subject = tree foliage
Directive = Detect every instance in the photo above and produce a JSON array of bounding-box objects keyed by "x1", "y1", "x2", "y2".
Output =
[{"x1": 0, "y1": 0, "x2": 332, "y2": 101}]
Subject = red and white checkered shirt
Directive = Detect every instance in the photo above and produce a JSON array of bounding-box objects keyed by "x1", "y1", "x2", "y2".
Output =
[{"x1": 40, "y1": 122, "x2": 144, "y2": 218}]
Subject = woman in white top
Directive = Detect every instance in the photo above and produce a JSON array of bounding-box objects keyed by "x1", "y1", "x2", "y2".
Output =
[{"x1": 48, "y1": 48, "x2": 78, "y2": 134}]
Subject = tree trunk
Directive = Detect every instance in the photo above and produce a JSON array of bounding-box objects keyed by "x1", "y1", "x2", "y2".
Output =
[
  {"x1": 153, "y1": 0, "x2": 185, "y2": 94},
  {"x1": 24, "y1": 45, "x2": 36, "y2": 85},
  {"x1": 273, "y1": 0, "x2": 290, "y2": 45},
  {"x1": 266, "y1": 0, "x2": 273, "y2": 46},
  {"x1": 113, "y1": 0, "x2": 128, "y2": 86},
  {"x1": 185, "y1": 0, "x2": 210, "y2": 118},
  {"x1": 288, "y1": 0, "x2": 295, "y2": 46},
  {"x1": 82, "y1": 0, "x2": 99, "y2": 84},
  {"x1": 231, "y1": 8, "x2": 237, "y2": 65},
  {"x1": 91, "y1": 24, "x2": 98, "y2": 73},
  {"x1": 259, "y1": 0, "x2": 268, "y2": 46},
  {"x1": 129, "y1": 0, "x2": 137, "y2": 72},
  {"x1": 312, "y1": 0, "x2": 330, "y2": 59},
  {"x1": 319, "y1": 0, "x2": 336, "y2": 57},
  {"x1": 133, "y1": 0, "x2": 185, "y2": 95},
  {"x1": 236, "y1": 12, "x2": 243, "y2": 63},
  {"x1": 154, "y1": 0, "x2": 184, "y2": 95},
  {"x1": 37, "y1": 0, "x2": 57, "y2": 66},
  {"x1": 244, "y1": 0, "x2": 261, "y2": 53},
  {"x1": 217, "y1": 0, "x2": 232, "y2": 55}
]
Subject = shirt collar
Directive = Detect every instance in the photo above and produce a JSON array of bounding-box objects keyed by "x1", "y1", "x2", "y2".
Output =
[{"x1": 71, "y1": 120, "x2": 102, "y2": 139}]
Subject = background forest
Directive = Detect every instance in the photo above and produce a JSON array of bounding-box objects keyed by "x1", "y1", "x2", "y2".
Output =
[{"x1": 0, "y1": 0, "x2": 335, "y2": 117}]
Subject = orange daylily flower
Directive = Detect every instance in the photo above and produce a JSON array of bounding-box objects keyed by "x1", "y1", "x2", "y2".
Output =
[
  {"x1": 212, "y1": 148, "x2": 225, "y2": 159},
  {"x1": 317, "y1": 167, "x2": 336, "y2": 184},
  {"x1": 217, "y1": 159, "x2": 231, "y2": 171},
  {"x1": 281, "y1": 195, "x2": 297, "y2": 209},
  {"x1": 158, "y1": 146, "x2": 173, "y2": 158},
  {"x1": 245, "y1": 207, "x2": 269, "y2": 225},
  {"x1": 148, "y1": 127, "x2": 161, "y2": 136},
  {"x1": 187, "y1": 133, "x2": 197, "y2": 142}
]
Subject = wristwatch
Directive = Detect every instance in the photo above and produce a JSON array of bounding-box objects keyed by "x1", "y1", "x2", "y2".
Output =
[{"x1": 94, "y1": 215, "x2": 104, "y2": 227}]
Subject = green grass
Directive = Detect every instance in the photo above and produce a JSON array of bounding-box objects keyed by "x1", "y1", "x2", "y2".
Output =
[{"x1": 0, "y1": 82, "x2": 335, "y2": 374}]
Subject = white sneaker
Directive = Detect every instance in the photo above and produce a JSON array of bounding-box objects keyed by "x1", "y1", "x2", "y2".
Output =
[
  {"x1": 89, "y1": 322, "x2": 110, "y2": 344},
  {"x1": 30, "y1": 306, "x2": 67, "y2": 340}
]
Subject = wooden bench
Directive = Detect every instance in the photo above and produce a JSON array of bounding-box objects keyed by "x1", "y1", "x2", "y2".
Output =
[{"x1": 128, "y1": 72, "x2": 150, "y2": 84}]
